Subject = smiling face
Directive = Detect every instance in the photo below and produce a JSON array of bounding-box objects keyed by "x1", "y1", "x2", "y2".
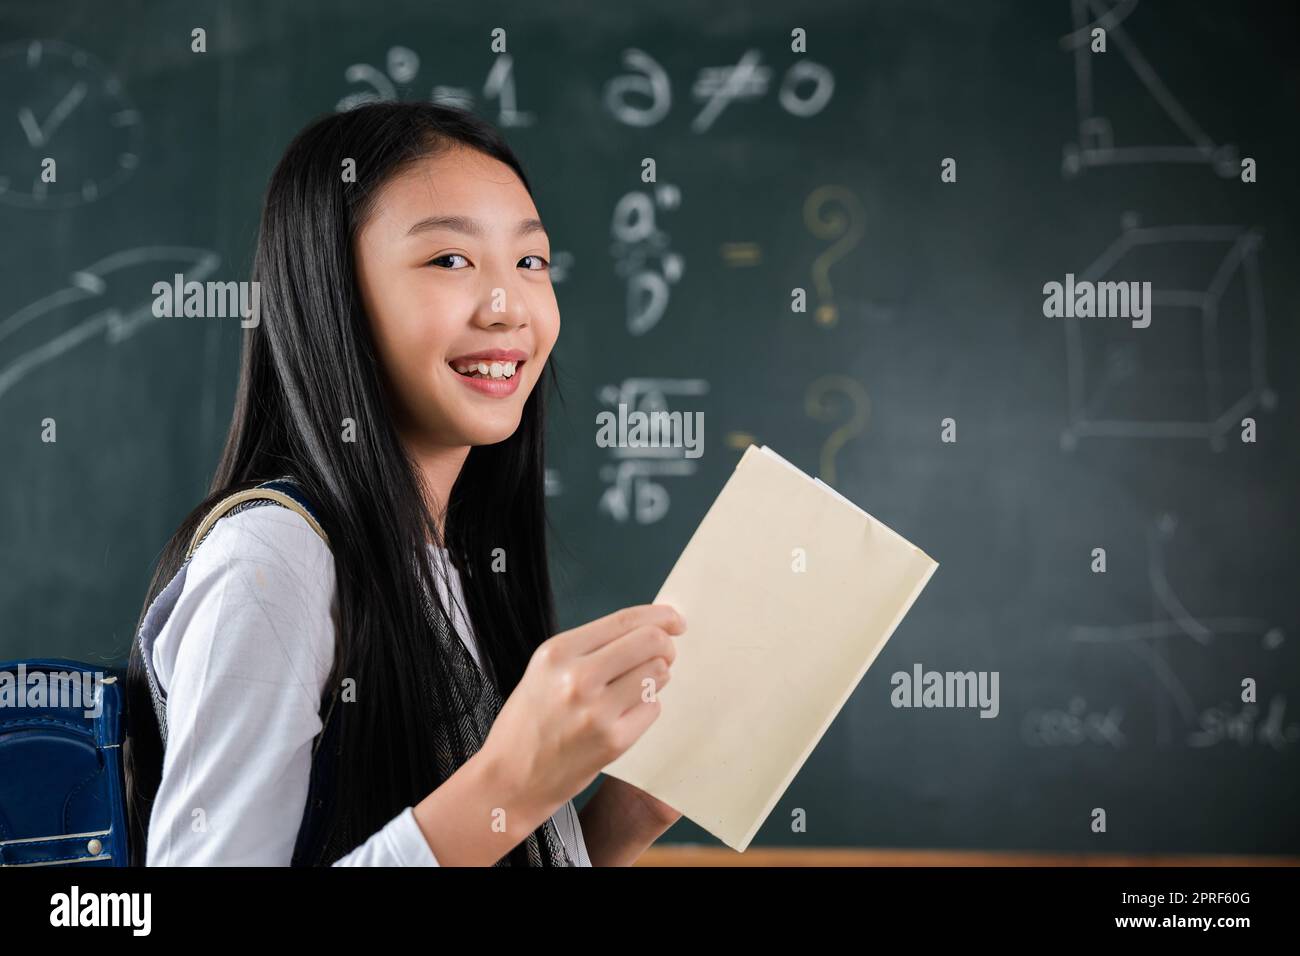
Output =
[{"x1": 355, "y1": 145, "x2": 559, "y2": 452}]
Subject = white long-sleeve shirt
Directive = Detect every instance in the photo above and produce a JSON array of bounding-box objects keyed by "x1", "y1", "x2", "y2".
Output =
[{"x1": 140, "y1": 502, "x2": 590, "y2": 866}]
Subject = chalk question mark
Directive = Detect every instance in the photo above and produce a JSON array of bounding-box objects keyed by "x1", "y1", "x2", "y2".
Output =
[
  {"x1": 804, "y1": 375, "x2": 869, "y2": 485},
  {"x1": 803, "y1": 186, "x2": 865, "y2": 327}
]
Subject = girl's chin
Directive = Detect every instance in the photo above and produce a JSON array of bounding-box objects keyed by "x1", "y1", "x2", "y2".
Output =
[{"x1": 451, "y1": 412, "x2": 524, "y2": 447}]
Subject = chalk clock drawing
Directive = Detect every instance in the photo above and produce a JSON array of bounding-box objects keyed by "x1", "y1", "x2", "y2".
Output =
[{"x1": 0, "y1": 40, "x2": 142, "y2": 208}]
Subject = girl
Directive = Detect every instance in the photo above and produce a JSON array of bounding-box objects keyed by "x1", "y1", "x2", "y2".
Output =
[{"x1": 124, "y1": 102, "x2": 685, "y2": 867}]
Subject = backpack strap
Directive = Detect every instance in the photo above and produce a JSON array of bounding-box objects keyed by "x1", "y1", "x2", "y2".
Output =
[
  {"x1": 145, "y1": 477, "x2": 336, "y2": 757},
  {"x1": 186, "y1": 477, "x2": 329, "y2": 561}
]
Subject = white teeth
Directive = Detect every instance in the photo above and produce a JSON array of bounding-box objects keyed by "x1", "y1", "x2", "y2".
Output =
[{"x1": 454, "y1": 360, "x2": 518, "y2": 379}]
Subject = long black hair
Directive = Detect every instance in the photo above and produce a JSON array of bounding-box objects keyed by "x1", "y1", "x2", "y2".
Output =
[{"x1": 124, "y1": 101, "x2": 560, "y2": 866}]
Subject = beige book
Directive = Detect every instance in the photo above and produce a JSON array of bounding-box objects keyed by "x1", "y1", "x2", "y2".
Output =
[{"x1": 601, "y1": 444, "x2": 938, "y2": 851}]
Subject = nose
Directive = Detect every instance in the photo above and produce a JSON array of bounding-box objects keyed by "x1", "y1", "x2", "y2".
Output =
[{"x1": 472, "y1": 261, "x2": 530, "y2": 330}]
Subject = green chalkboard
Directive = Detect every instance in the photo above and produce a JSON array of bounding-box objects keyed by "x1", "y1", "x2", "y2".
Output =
[{"x1": 1, "y1": 0, "x2": 1297, "y2": 855}]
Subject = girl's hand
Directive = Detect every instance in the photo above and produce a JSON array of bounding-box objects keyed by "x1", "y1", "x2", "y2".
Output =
[
  {"x1": 604, "y1": 777, "x2": 682, "y2": 827},
  {"x1": 481, "y1": 603, "x2": 685, "y2": 820}
]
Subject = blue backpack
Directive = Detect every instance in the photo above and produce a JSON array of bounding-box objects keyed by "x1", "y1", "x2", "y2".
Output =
[
  {"x1": 0, "y1": 478, "x2": 328, "y2": 867},
  {"x1": 0, "y1": 659, "x2": 128, "y2": 866}
]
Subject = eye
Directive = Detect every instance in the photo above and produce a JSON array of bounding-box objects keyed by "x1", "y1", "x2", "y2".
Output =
[
  {"x1": 426, "y1": 253, "x2": 470, "y2": 269},
  {"x1": 519, "y1": 254, "x2": 550, "y2": 271}
]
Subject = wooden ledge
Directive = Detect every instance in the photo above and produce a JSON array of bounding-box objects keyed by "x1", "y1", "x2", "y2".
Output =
[{"x1": 635, "y1": 846, "x2": 1300, "y2": 867}]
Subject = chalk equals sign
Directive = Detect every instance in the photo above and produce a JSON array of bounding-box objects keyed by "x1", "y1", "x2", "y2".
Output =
[{"x1": 720, "y1": 241, "x2": 762, "y2": 267}]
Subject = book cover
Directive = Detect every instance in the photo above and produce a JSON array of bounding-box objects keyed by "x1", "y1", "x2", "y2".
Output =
[{"x1": 601, "y1": 444, "x2": 939, "y2": 851}]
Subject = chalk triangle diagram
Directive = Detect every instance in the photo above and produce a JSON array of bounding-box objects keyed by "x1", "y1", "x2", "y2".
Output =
[{"x1": 1061, "y1": 0, "x2": 1238, "y2": 177}]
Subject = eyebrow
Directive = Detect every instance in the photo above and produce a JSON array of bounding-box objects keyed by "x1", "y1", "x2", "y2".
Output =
[{"x1": 405, "y1": 215, "x2": 547, "y2": 239}]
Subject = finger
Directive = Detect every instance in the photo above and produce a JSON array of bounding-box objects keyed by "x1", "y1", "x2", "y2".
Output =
[
  {"x1": 561, "y1": 603, "x2": 685, "y2": 655},
  {"x1": 585, "y1": 624, "x2": 677, "y2": 682},
  {"x1": 605, "y1": 657, "x2": 671, "y2": 714},
  {"x1": 609, "y1": 694, "x2": 662, "y2": 753}
]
